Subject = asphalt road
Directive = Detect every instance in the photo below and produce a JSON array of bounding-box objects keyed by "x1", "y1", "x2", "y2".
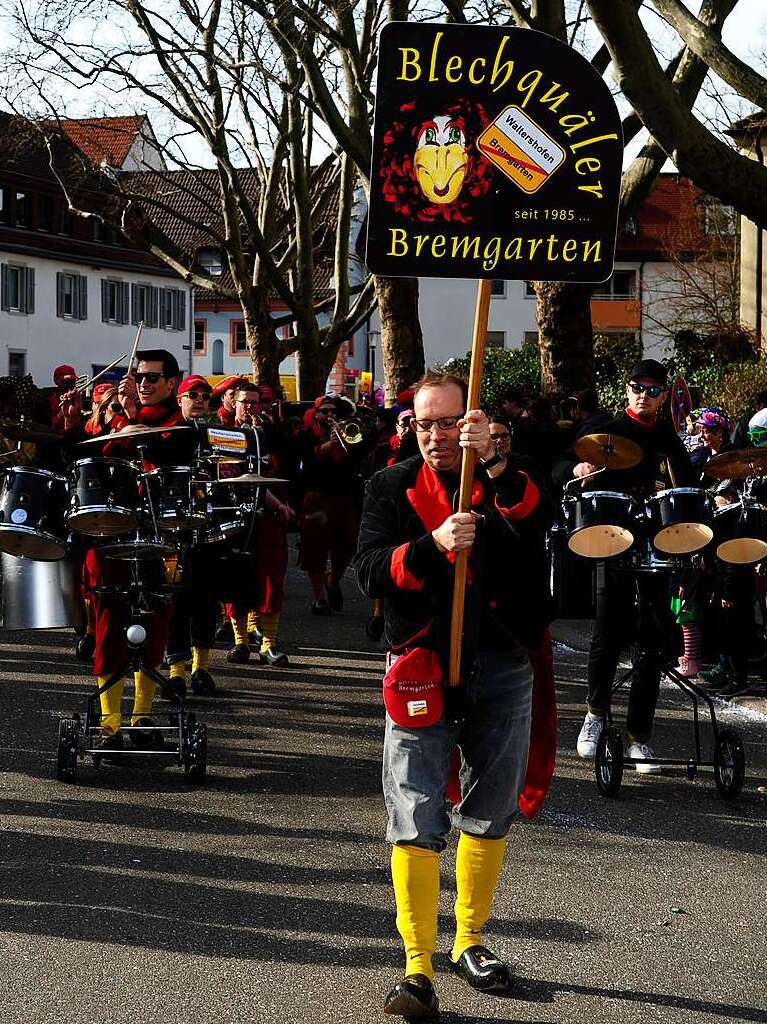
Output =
[{"x1": 1, "y1": 557, "x2": 766, "y2": 1024}]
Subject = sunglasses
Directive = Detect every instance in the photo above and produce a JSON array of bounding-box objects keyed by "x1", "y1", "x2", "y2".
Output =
[
  {"x1": 135, "y1": 372, "x2": 165, "y2": 384},
  {"x1": 629, "y1": 381, "x2": 664, "y2": 399},
  {"x1": 748, "y1": 427, "x2": 767, "y2": 445},
  {"x1": 410, "y1": 415, "x2": 463, "y2": 433},
  {"x1": 184, "y1": 390, "x2": 211, "y2": 401},
  {"x1": 491, "y1": 431, "x2": 511, "y2": 439}
]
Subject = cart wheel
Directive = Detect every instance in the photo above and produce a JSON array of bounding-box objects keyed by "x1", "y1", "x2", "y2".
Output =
[
  {"x1": 56, "y1": 718, "x2": 79, "y2": 783},
  {"x1": 713, "y1": 728, "x2": 745, "y2": 801},
  {"x1": 184, "y1": 723, "x2": 207, "y2": 784},
  {"x1": 595, "y1": 726, "x2": 624, "y2": 797}
]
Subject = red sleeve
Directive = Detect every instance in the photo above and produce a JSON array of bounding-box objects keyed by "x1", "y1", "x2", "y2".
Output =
[
  {"x1": 390, "y1": 542, "x2": 425, "y2": 591},
  {"x1": 495, "y1": 471, "x2": 539, "y2": 521}
]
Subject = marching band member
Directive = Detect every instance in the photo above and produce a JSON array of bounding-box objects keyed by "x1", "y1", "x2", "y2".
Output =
[
  {"x1": 298, "y1": 395, "x2": 366, "y2": 615},
  {"x1": 164, "y1": 375, "x2": 220, "y2": 696},
  {"x1": 85, "y1": 350, "x2": 184, "y2": 753},
  {"x1": 354, "y1": 372, "x2": 554, "y2": 1017},
  {"x1": 225, "y1": 383, "x2": 294, "y2": 665},
  {"x1": 554, "y1": 358, "x2": 695, "y2": 770},
  {"x1": 211, "y1": 375, "x2": 246, "y2": 427}
]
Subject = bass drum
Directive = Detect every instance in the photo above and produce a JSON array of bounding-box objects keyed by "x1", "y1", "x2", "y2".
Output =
[
  {"x1": 0, "y1": 553, "x2": 84, "y2": 630},
  {"x1": 548, "y1": 525, "x2": 597, "y2": 618},
  {"x1": 565, "y1": 491, "x2": 637, "y2": 559},
  {"x1": 0, "y1": 466, "x2": 68, "y2": 560}
]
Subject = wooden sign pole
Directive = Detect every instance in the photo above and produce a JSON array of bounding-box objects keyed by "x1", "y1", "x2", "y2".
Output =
[{"x1": 446, "y1": 277, "x2": 492, "y2": 687}]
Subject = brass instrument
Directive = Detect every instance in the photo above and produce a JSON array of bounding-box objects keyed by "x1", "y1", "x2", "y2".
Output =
[{"x1": 330, "y1": 416, "x2": 364, "y2": 452}]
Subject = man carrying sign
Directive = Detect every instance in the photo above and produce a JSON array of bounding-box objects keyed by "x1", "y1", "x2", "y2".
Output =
[{"x1": 354, "y1": 372, "x2": 553, "y2": 1017}]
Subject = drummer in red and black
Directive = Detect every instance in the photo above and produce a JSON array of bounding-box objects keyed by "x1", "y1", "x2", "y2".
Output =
[
  {"x1": 84, "y1": 350, "x2": 183, "y2": 754},
  {"x1": 554, "y1": 358, "x2": 695, "y2": 771}
]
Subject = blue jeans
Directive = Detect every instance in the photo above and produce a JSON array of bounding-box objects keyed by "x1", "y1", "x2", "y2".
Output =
[{"x1": 383, "y1": 649, "x2": 533, "y2": 853}]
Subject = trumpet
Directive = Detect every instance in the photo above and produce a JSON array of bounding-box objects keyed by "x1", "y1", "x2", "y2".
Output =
[{"x1": 330, "y1": 416, "x2": 364, "y2": 452}]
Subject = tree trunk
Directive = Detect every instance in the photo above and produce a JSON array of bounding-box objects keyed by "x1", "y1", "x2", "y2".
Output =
[
  {"x1": 375, "y1": 276, "x2": 425, "y2": 404},
  {"x1": 295, "y1": 341, "x2": 339, "y2": 400},
  {"x1": 244, "y1": 297, "x2": 282, "y2": 390},
  {"x1": 535, "y1": 282, "x2": 595, "y2": 394}
]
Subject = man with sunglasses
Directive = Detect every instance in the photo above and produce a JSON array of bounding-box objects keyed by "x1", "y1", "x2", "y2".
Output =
[
  {"x1": 555, "y1": 358, "x2": 695, "y2": 772},
  {"x1": 354, "y1": 372, "x2": 555, "y2": 1018}
]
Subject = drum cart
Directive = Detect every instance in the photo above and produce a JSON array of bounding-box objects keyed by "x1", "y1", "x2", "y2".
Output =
[
  {"x1": 55, "y1": 578, "x2": 208, "y2": 786},
  {"x1": 594, "y1": 567, "x2": 746, "y2": 801}
]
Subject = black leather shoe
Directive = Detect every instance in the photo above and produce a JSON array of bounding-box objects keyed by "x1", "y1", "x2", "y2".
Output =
[
  {"x1": 190, "y1": 668, "x2": 217, "y2": 696},
  {"x1": 248, "y1": 628, "x2": 264, "y2": 646},
  {"x1": 311, "y1": 601, "x2": 331, "y2": 616},
  {"x1": 215, "y1": 620, "x2": 234, "y2": 642},
  {"x1": 453, "y1": 945, "x2": 513, "y2": 993},
  {"x1": 75, "y1": 633, "x2": 95, "y2": 662},
  {"x1": 259, "y1": 647, "x2": 289, "y2": 667},
  {"x1": 93, "y1": 730, "x2": 124, "y2": 763},
  {"x1": 383, "y1": 975, "x2": 439, "y2": 1019},
  {"x1": 159, "y1": 676, "x2": 186, "y2": 703},
  {"x1": 226, "y1": 643, "x2": 250, "y2": 664}
]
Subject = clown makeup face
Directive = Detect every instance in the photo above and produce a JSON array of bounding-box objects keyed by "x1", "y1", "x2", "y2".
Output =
[{"x1": 413, "y1": 115, "x2": 468, "y2": 205}]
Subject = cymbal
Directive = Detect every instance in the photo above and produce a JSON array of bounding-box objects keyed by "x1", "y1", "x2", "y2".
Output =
[
  {"x1": 705, "y1": 447, "x2": 767, "y2": 480},
  {"x1": 78, "y1": 424, "x2": 193, "y2": 446},
  {"x1": 574, "y1": 432, "x2": 643, "y2": 471},
  {"x1": 0, "y1": 419, "x2": 61, "y2": 444},
  {"x1": 223, "y1": 473, "x2": 289, "y2": 485}
]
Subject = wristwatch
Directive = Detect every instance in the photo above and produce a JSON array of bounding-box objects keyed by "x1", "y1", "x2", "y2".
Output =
[{"x1": 479, "y1": 451, "x2": 506, "y2": 471}]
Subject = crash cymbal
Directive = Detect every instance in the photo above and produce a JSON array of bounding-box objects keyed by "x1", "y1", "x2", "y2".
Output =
[
  {"x1": 0, "y1": 418, "x2": 61, "y2": 444},
  {"x1": 77, "y1": 424, "x2": 194, "y2": 446},
  {"x1": 705, "y1": 447, "x2": 767, "y2": 480},
  {"x1": 223, "y1": 473, "x2": 289, "y2": 485},
  {"x1": 574, "y1": 432, "x2": 643, "y2": 471}
]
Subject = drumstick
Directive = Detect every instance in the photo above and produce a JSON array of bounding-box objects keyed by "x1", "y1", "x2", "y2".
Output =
[
  {"x1": 74, "y1": 352, "x2": 128, "y2": 393},
  {"x1": 127, "y1": 321, "x2": 145, "y2": 375}
]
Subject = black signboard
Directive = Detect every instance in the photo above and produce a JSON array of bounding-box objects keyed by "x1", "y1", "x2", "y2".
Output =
[{"x1": 366, "y1": 22, "x2": 623, "y2": 283}]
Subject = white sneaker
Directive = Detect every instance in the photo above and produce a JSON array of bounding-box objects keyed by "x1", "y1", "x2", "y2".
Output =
[
  {"x1": 576, "y1": 712, "x2": 604, "y2": 758},
  {"x1": 627, "y1": 741, "x2": 662, "y2": 774}
]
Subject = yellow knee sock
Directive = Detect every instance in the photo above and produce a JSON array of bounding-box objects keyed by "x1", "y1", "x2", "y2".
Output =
[
  {"x1": 169, "y1": 661, "x2": 187, "y2": 681},
  {"x1": 191, "y1": 646, "x2": 210, "y2": 673},
  {"x1": 391, "y1": 844, "x2": 440, "y2": 982},
  {"x1": 258, "y1": 612, "x2": 280, "y2": 653},
  {"x1": 98, "y1": 675, "x2": 125, "y2": 734},
  {"x1": 451, "y1": 833, "x2": 507, "y2": 961},
  {"x1": 231, "y1": 615, "x2": 249, "y2": 648},
  {"x1": 247, "y1": 610, "x2": 260, "y2": 633},
  {"x1": 131, "y1": 670, "x2": 156, "y2": 726}
]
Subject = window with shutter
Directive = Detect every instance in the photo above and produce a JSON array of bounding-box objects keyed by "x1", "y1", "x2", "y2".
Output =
[
  {"x1": 78, "y1": 275, "x2": 87, "y2": 320},
  {"x1": 131, "y1": 283, "x2": 139, "y2": 326},
  {"x1": 1, "y1": 264, "x2": 9, "y2": 312},
  {"x1": 176, "y1": 290, "x2": 185, "y2": 332},
  {"x1": 120, "y1": 282, "x2": 130, "y2": 324},
  {"x1": 101, "y1": 279, "x2": 110, "y2": 322},
  {"x1": 24, "y1": 267, "x2": 34, "y2": 314}
]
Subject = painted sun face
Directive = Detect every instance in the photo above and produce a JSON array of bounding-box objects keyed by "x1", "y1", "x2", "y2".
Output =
[{"x1": 413, "y1": 115, "x2": 468, "y2": 204}]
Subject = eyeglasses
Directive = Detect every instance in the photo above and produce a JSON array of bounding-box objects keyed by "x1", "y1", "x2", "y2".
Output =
[
  {"x1": 629, "y1": 381, "x2": 664, "y2": 399},
  {"x1": 135, "y1": 372, "x2": 165, "y2": 384},
  {"x1": 491, "y1": 431, "x2": 511, "y2": 440},
  {"x1": 238, "y1": 398, "x2": 260, "y2": 406},
  {"x1": 184, "y1": 390, "x2": 211, "y2": 401},
  {"x1": 410, "y1": 415, "x2": 463, "y2": 433}
]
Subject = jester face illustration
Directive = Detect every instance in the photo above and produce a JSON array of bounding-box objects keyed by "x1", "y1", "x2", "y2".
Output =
[
  {"x1": 413, "y1": 115, "x2": 468, "y2": 204},
  {"x1": 379, "y1": 99, "x2": 492, "y2": 223}
]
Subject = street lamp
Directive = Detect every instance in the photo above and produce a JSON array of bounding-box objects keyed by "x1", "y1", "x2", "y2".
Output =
[{"x1": 367, "y1": 329, "x2": 380, "y2": 395}]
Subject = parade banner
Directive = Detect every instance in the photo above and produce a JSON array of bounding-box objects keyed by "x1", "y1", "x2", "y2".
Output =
[{"x1": 366, "y1": 22, "x2": 623, "y2": 283}]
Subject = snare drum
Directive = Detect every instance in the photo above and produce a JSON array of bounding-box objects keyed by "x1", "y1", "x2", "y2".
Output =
[
  {"x1": 66, "y1": 458, "x2": 139, "y2": 536},
  {"x1": 202, "y1": 481, "x2": 244, "y2": 546},
  {"x1": 0, "y1": 466, "x2": 68, "y2": 560},
  {"x1": 142, "y1": 465, "x2": 208, "y2": 532},
  {"x1": 647, "y1": 487, "x2": 713, "y2": 555},
  {"x1": 565, "y1": 490, "x2": 637, "y2": 559},
  {"x1": 713, "y1": 501, "x2": 767, "y2": 565}
]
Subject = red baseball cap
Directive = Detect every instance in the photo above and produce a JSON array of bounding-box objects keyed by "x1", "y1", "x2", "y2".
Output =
[
  {"x1": 92, "y1": 382, "x2": 116, "y2": 404},
  {"x1": 54, "y1": 364, "x2": 77, "y2": 386},
  {"x1": 211, "y1": 375, "x2": 243, "y2": 398},
  {"x1": 177, "y1": 374, "x2": 212, "y2": 397}
]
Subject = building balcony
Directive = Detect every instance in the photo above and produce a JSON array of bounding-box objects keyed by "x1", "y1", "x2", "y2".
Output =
[{"x1": 590, "y1": 298, "x2": 641, "y2": 330}]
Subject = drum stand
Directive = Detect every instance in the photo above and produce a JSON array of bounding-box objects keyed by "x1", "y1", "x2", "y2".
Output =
[
  {"x1": 55, "y1": 561, "x2": 207, "y2": 784},
  {"x1": 595, "y1": 567, "x2": 745, "y2": 801}
]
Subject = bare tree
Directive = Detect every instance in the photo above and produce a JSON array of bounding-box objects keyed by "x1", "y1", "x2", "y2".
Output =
[{"x1": 1, "y1": 0, "x2": 376, "y2": 398}]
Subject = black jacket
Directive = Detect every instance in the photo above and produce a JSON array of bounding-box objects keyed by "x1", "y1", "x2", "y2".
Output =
[
  {"x1": 552, "y1": 410, "x2": 695, "y2": 498},
  {"x1": 353, "y1": 453, "x2": 554, "y2": 667}
]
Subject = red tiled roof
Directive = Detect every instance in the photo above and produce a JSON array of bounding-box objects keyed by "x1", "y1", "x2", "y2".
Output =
[
  {"x1": 56, "y1": 115, "x2": 145, "y2": 168},
  {"x1": 617, "y1": 173, "x2": 712, "y2": 258}
]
